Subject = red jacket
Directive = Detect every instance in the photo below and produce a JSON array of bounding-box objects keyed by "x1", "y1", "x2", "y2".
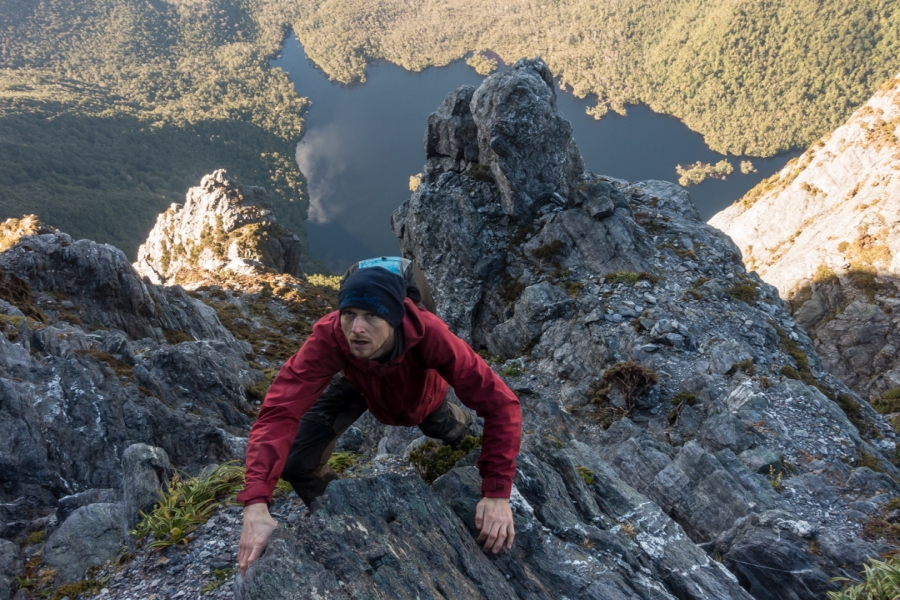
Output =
[{"x1": 237, "y1": 298, "x2": 521, "y2": 506}]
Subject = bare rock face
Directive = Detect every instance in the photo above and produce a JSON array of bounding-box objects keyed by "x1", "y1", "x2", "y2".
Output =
[
  {"x1": 0, "y1": 222, "x2": 254, "y2": 539},
  {"x1": 121, "y1": 444, "x2": 173, "y2": 532},
  {"x1": 710, "y1": 74, "x2": 900, "y2": 398},
  {"x1": 393, "y1": 65, "x2": 900, "y2": 597},
  {"x1": 422, "y1": 58, "x2": 585, "y2": 225},
  {"x1": 42, "y1": 503, "x2": 125, "y2": 584},
  {"x1": 134, "y1": 170, "x2": 305, "y2": 284}
]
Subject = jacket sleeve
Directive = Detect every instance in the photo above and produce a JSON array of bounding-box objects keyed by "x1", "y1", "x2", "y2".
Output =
[
  {"x1": 416, "y1": 312, "x2": 522, "y2": 498},
  {"x1": 236, "y1": 314, "x2": 345, "y2": 506}
]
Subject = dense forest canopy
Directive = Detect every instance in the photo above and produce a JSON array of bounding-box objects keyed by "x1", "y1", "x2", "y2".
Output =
[
  {"x1": 291, "y1": 0, "x2": 900, "y2": 157},
  {"x1": 0, "y1": 0, "x2": 313, "y2": 262},
  {"x1": 0, "y1": 0, "x2": 897, "y2": 263}
]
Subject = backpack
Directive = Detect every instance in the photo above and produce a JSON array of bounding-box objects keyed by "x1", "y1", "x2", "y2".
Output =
[{"x1": 340, "y1": 256, "x2": 436, "y2": 313}]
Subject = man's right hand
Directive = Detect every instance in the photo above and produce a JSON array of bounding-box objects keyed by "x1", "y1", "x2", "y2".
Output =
[{"x1": 238, "y1": 502, "x2": 278, "y2": 576}]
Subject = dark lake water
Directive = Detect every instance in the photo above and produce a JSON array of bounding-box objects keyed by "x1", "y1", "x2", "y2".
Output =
[{"x1": 273, "y1": 33, "x2": 798, "y2": 273}]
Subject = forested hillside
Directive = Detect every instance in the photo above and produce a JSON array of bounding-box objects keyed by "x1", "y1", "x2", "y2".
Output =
[
  {"x1": 291, "y1": 0, "x2": 900, "y2": 157},
  {"x1": 0, "y1": 0, "x2": 311, "y2": 261}
]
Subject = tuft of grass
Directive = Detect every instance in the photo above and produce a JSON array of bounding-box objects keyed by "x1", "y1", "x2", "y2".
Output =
[
  {"x1": 163, "y1": 329, "x2": 194, "y2": 344},
  {"x1": 246, "y1": 368, "x2": 277, "y2": 402},
  {"x1": 769, "y1": 465, "x2": 784, "y2": 492},
  {"x1": 530, "y1": 239, "x2": 566, "y2": 267},
  {"x1": 132, "y1": 462, "x2": 246, "y2": 550},
  {"x1": 605, "y1": 271, "x2": 659, "y2": 286},
  {"x1": 51, "y1": 578, "x2": 110, "y2": 600},
  {"x1": 563, "y1": 280, "x2": 585, "y2": 297},
  {"x1": 668, "y1": 391, "x2": 699, "y2": 424},
  {"x1": 658, "y1": 242, "x2": 696, "y2": 260},
  {"x1": 726, "y1": 282, "x2": 759, "y2": 304},
  {"x1": 201, "y1": 567, "x2": 235, "y2": 594},
  {"x1": 729, "y1": 359, "x2": 756, "y2": 376},
  {"x1": 781, "y1": 365, "x2": 802, "y2": 380},
  {"x1": 408, "y1": 435, "x2": 482, "y2": 485},
  {"x1": 510, "y1": 224, "x2": 534, "y2": 246},
  {"x1": 836, "y1": 393, "x2": 878, "y2": 438},
  {"x1": 499, "y1": 362, "x2": 524, "y2": 377},
  {"x1": 500, "y1": 274, "x2": 525, "y2": 305},
  {"x1": 857, "y1": 451, "x2": 886, "y2": 474},
  {"x1": 828, "y1": 555, "x2": 900, "y2": 599},
  {"x1": 75, "y1": 349, "x2": 133, "y2": 380},
  {"x1": 476, "y1": 349, "x2": 503, "y2": 365},
  {"x1": 588, "y1": 383, "x2": 626, "y2": 429},
  {"x1": 873, "y1": 388, "x2": 900, "y2": 415},
  {"x1": 576, "y1": 466, "x2": 594, "y2": 486},
  {"x1": 23, "y1": 529, "x2": 46, "y2": 546},
  {"x1": 466, "y1": 163, "x2": 495, "y2": 183},
  {"x1": 0, "y1": 270, "x2": 47, "y2": 323},
  {"x1": 774, "y1": 324, "x2": 836, "y2": 399},
  {"x1": 327, "y1": 451, "x2": 359, "y2": 475}
]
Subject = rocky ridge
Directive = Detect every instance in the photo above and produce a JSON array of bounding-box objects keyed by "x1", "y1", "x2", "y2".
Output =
[
  {"x1": 1, "y1": 60, "x2": 899, "y2": 600},
  {"x1": 134, "y1": 169, "x2": 306, "y2": 286},
  {"x1": 234, "y1": 59, "x2": 900, "y2": 599},
  {"x1": 710, "y1": 73, "x2": 900, "y2": 399},
  {"x1": 0, "y1": 196, "x2": 340, "y2": 597}
]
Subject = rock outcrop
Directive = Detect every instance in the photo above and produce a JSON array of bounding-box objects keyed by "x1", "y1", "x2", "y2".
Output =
[
  {"x1": 240, "y1": 58, "x2": 899, "y2": 599},
  {"x1": 0, "y1": 218, "x2": 254, "y2": 541},
  {"x1": 134, "y1": 169, "x2": 305, "y2": 285},
  {"x1": 710, "y1": 73, "x2": 900, "y2": 399}
]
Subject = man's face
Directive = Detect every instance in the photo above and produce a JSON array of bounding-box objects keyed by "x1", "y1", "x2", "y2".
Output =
[{"x1": 340, "y1": 307, "x2": 395, "y2": 359}]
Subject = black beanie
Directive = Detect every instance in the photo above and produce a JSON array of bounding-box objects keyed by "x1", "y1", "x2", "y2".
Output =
[{"x1": 338, "y1": 266, "x2": 407, "y2": 327}]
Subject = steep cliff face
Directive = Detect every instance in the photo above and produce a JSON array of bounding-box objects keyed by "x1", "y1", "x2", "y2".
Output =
[
  {"x1": 134, "y1": 169, "x2": 305, "y2": 285},
  {"x1": 710, "y1": 74, "x2": 900, "y2": 399},
  {"x1": 237, "y1": 59, "x2": 899, "y2": 600}
]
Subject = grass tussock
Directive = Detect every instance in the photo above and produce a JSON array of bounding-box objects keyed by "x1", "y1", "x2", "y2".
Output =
[
  {"x1": 873, "y1": 388, "x2": 900, "y2": 415},
  {"x1": 605, "y1": 272, "x2": 659, "y2": 286},
  {"x1": 0, "y1": 270, "x2": 46, "y2": 323},
  {"x1": 327, "y1": 451, "x2": 359, "y2": 475},
  {"x1": 132, "y1": 462, "x2": 247, "y2": 550},
  {"x1": 133, "y1": 462, "x2": 293, "y2": 551},
  {"x1": 668, "y1": 391, "x2": 699, "y2": 424},
  {"x1": 408, "y1": 436, "x2": 482, "y2": 485},
  {"x1": 576, "y1": 466, "x2": 594, "y2": 486},
  {"x1": 828, "y1": 555, "x2": 900, "y2": 599}
]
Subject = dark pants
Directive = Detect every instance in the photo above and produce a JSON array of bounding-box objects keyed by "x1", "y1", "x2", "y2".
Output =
[{"x1": 280, "y1": 374, "x2": 472, "y2": 505}]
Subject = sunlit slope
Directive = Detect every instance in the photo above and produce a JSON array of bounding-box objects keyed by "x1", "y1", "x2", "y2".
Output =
[
  {"x1": 0, "y1": 0, "x2": 310, "y2": 260},
  {"x1": 292, "y1": 0, "x2": 900, "y2": 157}
]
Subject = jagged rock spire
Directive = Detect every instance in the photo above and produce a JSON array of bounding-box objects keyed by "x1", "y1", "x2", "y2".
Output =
[
  {"x1": 422, "y1": 58, "x2": 585, "y2": 222},
  {"x1": 134, "y1": 170, "x2": 304, "y2": 285}
]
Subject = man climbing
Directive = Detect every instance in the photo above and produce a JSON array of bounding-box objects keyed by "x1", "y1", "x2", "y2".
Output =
[{"x1": 237, "y1": 258, "x2": 522, "y2": 576}]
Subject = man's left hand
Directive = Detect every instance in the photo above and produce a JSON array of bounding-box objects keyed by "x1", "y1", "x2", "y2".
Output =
[{"x1": 475, "y1": 497, "x2": 515, "y2": 553}]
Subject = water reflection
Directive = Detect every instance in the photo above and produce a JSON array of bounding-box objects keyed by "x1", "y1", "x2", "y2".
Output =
[{"x1": 273, "y1": 33, "x2": 798, "y2": 273}]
